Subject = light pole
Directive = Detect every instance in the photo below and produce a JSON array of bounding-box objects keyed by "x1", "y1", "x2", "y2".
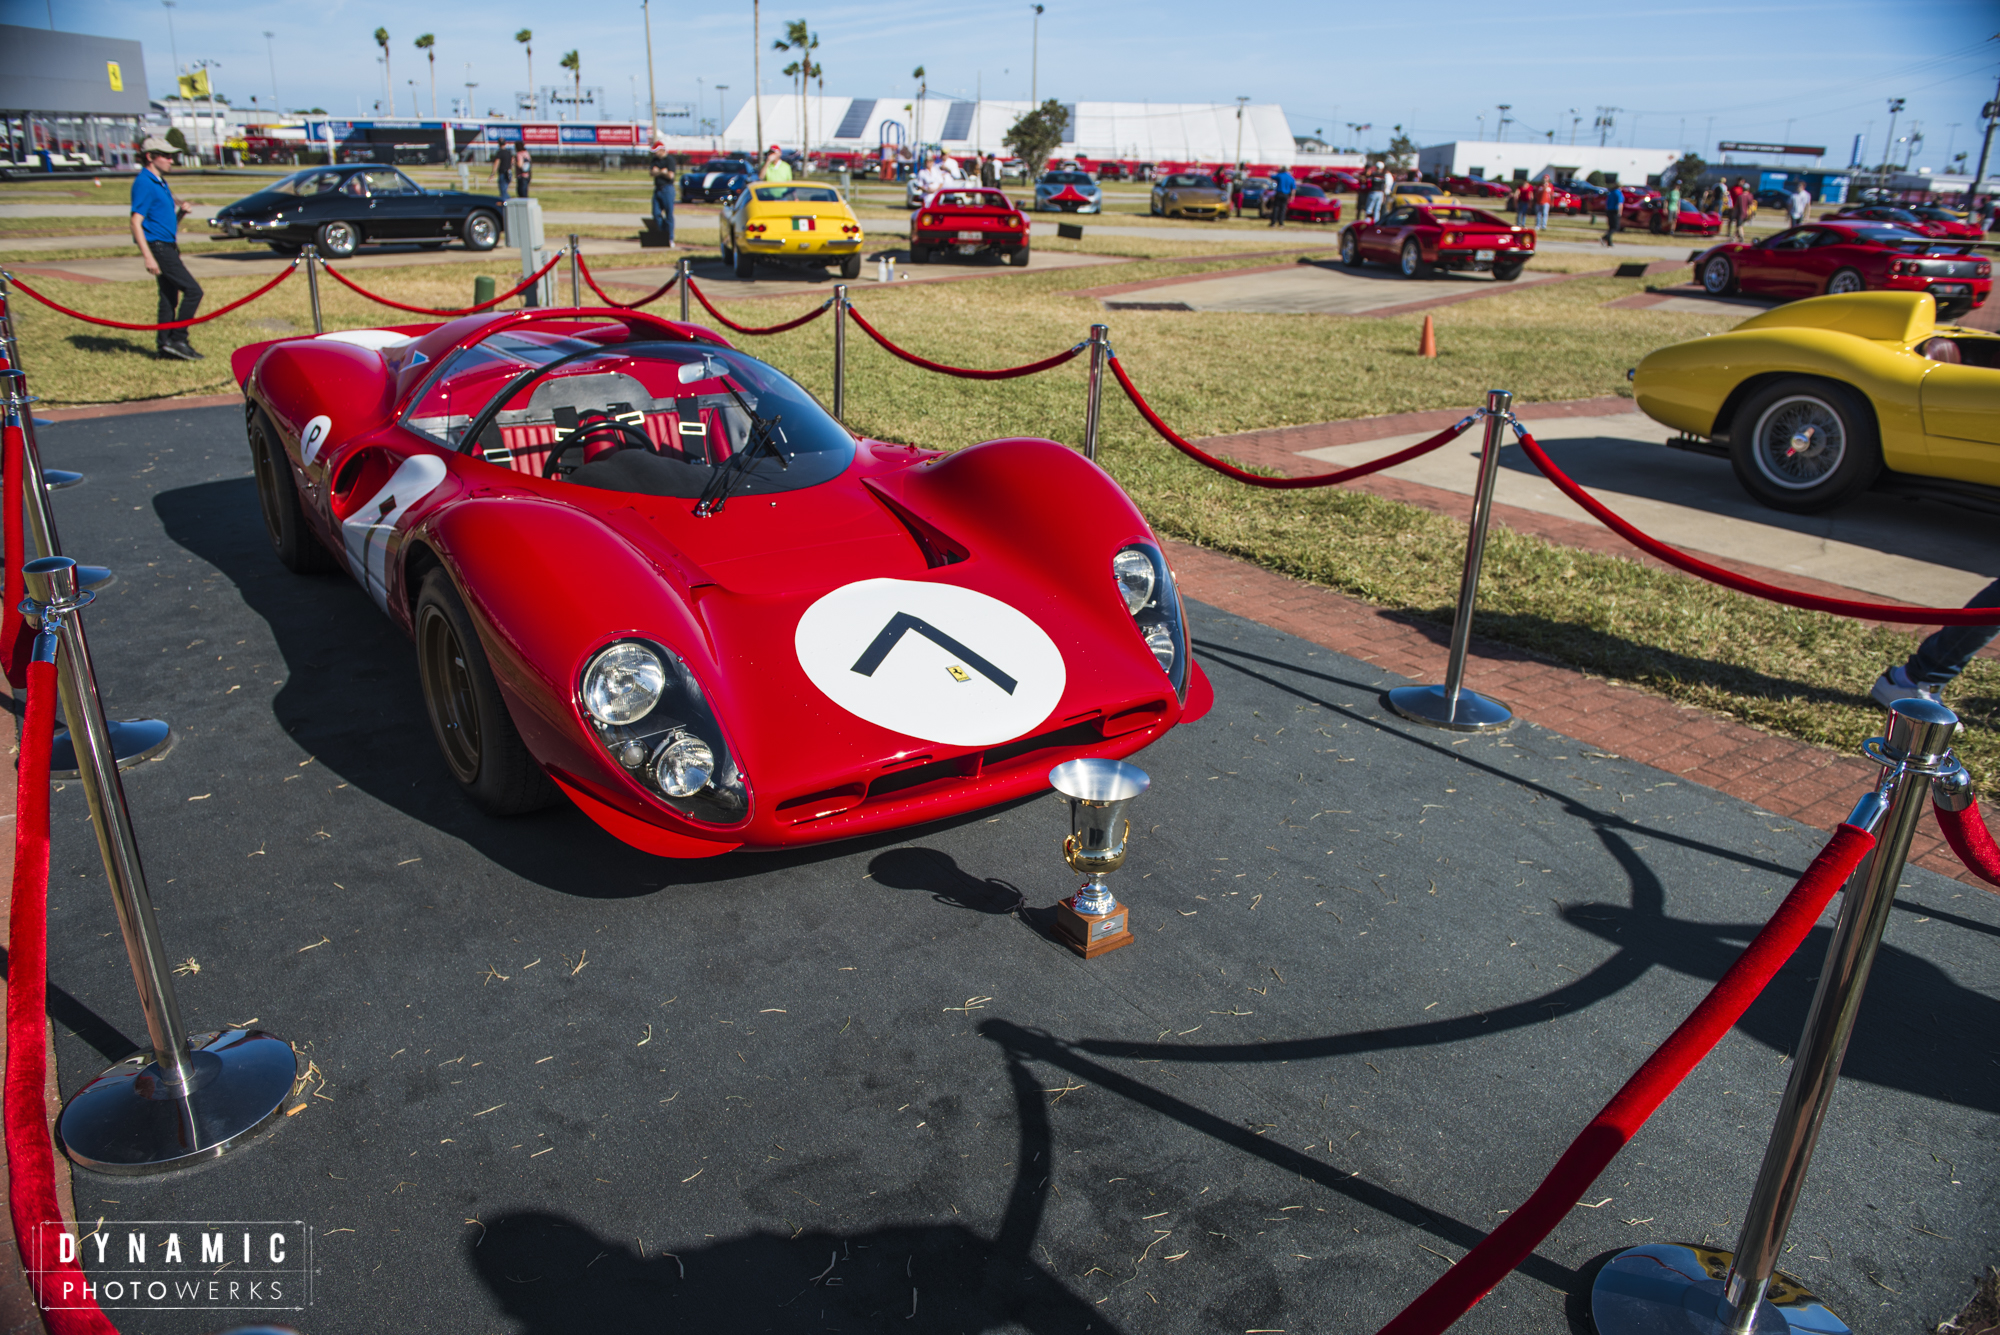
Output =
[
  {"x1": 1570, "y1": 109, "x2": 1581, "y2": 145},
  {"x1": 642, "y1": 0, "x2": 659, "y2": 144},
  {"x1": 1882, "y1": 97, "x2": 1905, "y2": 172},
  {"x1": 262, "y1": 31, "x2": 279, "y2": 112},
  {"x1": 716, "y1": 84, "x2": 728, "y2": 151},
  {"x1": 1496, "y1": 103, "x2": 1510, "y2": 142},
  {"x1": 161, "y1": 1, "x2": 180, "y2": 81},
  {"x1": 1030, "y1": 4, "x2": 1043, "y2": 105},
  {"x1": 1234, "y1": 95, "x2": 1248, "y2": 170}
]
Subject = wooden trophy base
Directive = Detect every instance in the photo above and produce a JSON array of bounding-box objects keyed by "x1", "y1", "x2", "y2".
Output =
[{"x1": 1054, "y1": 899, "x2": 1133, "y2": 959}]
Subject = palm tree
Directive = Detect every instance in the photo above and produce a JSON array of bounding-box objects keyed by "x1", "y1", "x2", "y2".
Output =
[
  {"x1": 515, "y1": 29, "x2": 534, "y2": 117},
  {"x1": 912, "y1": 65, "x2": 926, "y2": 151},
  {"x1": 773, "y1": 20, "x2": 811, "y2": 150},
  {"x1": 559, "y1": 50, "x2": 580, "y2": 121},
  {"x1": 374, "y1": 27, "x2": 394, "y2": 116},
  {"x1": 414, "y1": 34, "x2": 436, "y2": 117}
]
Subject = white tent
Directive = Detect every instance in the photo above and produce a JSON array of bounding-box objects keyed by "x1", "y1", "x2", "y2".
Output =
[{"x1": 721, "y1": 95, "x2": 1297, "y2": 164}]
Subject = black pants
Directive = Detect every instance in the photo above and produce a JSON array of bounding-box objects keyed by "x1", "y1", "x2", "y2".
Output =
[
  {"x1": 1268, "y1": 194, "x2": 1290, "y2": 226},
  {"x1": 151, "y1": 243, "x2": 203, "y2": 346}
]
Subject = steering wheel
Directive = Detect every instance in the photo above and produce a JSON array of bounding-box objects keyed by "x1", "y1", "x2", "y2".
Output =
[{"x1": 541, "y1": 411, "x2": 658, "y2": 479}]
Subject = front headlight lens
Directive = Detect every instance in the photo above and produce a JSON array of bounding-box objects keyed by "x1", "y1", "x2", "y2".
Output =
[
  {"x1": 653, "y1": 731, "x2": 715, "y2": 797},
  {"x1": 1112, "y1": 549, "x2": 1156, "y2": 613},
  {"x1": 582, "y1": 643, "x2": 665, "y2": 726},
  {"x1": 1142, "y1": 622, "x2": 1175, "y2": 673}
]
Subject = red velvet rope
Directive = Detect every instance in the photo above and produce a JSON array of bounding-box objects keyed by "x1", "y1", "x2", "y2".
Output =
[
  {"x1": 8, "y1": 265, "x2": 295, "y2": 331},
  {"x1": 1935, "y1": 800, "x2": 2000, "y2": 889},
  {"x1": 1109, "y1": 354, "x2": 1477, "y2": 489},
  {"x1": 1, "y1": 424, "x2": 26, "y2": 685},
  {"x1": 684, "y1": 278, "x2": 833, "y2": 335},
  {"x1": 573, "y1": 253, "x2": 679, "y2": 310},
  {"x1": 1514, "y1": 428, "x2": 2000, "y2": 626},
  {"x1": 1373, "y1": 821, "x2": 1877, "y2": 1335},
  {"x1": 6, "y1": 658, "x2": 120, "y2": 1334},
  {"x1": 318, "y1": 252, "x2": 563, "y2": 317},
  {"x1": 847, "y1": 304, "x2": 1085, "y2": 379}
]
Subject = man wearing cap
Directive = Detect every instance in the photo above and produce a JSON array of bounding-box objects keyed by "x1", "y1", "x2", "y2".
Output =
[
  {"x1": 648, "y1": 140, "x2": 677, "y2": 246},
  {"x1": 760, "y1": 146, "x2": 792, "y2": 182},
  {"x1": 130, "y1": 137, "x2": 202, "y2": 360}
]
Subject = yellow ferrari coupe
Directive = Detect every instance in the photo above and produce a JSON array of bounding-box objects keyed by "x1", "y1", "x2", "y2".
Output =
[
  {"x1": 720, "y1": 183, "x2": 865, "y2": 280},
  {"x1": 1150, "y1": 172, "x2": 1229, "y2": 220},
  {"x1": 1631, "y1": 290, "x2": 2000, "y2": 513}
]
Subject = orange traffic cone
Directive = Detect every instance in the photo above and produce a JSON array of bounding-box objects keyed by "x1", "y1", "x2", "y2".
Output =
[{"x1": 1418, "y1": 314, "x2": 1438, "y2": 359}]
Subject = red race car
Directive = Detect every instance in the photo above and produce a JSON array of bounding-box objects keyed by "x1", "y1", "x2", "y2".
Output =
[
  {"x1": 1440, "y1": 175, "x2": 1510, "y2": 199},
  {"x1": 1303, "y1": 168, "x2": 1363, "y2": 194},
  {"x1": 230, "y1": 309, "x2": 1210, "y2": 858},
  {"x1": 1824, "y1": 204, "x2": 1983, "y2": 241},
  {"x1": 1625, "y1": 199, "x2": 1723, "y2": 236},
  {"x1": 1339, "y1": 204, "x2": 1536, "y2": 280},
  {"x1": 909, "y1": 188, "x2": 1032, "y2": 266},
  {"x1": 1267, "y1": 182, "x2": 1342, "y2": 223},
  {"x1": 1694, "y1": 222, "x2": 1991, "y2": 320}
]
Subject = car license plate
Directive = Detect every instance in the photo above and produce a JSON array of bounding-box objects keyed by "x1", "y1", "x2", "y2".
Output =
[
  {"x1": 1933, "y1": 282, "x2": 1971, "y2": 296},
  {"x1": 1475, "y1": 250, "x2": 1495, "y2": 261},
  {"x1": 791, "y1": 217, "x2": 815, "y2": 231},
  {"x1": 957, "y1": 231, "x2": 983, "y2": 240},
  {"x1": 956, "y1": 244, "x2": 980, "y2": 255}
]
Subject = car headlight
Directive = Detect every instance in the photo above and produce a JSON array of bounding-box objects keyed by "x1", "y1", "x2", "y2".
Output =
[
  {"x1": 579, "y1": 639, "x2": 748, "y2": 824},
  {"x1": 1113, "y1": 543, "x2": 1188, "y2": 698},
  {"x1": 582, "y1": 642, "x2": 666, "y2": 725}
]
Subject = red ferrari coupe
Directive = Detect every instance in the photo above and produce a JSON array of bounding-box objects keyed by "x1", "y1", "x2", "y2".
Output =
[
  {"x1": 1824, "y1": 204, "x2": 1983, "y2": 241},
  {"x1": 1695, "y1": 222, "x2": 1991, "y2": 320},
  {"x1": 1439, "y1": 175, "x2": 1510, "y2": 199},
  {"x1": 1339, "y1": 204, "x2": 1535, "y2": 280},
  {"x1": 1267, "y1": 183, "x2": 1342, "y2": 223},
  {"x1": 231, "y1": 310, "x2": 1210, "y2": 858},
  {"x1": 909, "y1": 188, "x2": 1031, "y2": 265},
  {"x1": 1625, "y1": 199, "x2": 1723, "y2": 236}
]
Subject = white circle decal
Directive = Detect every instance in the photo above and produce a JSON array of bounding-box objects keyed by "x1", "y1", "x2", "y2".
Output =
[
  {"x1": 796, "y1": 579, "x2": 1067, "y2": 747},
  {"x1": 299, "y1": 414, "x2": 332, "y2": 465}
]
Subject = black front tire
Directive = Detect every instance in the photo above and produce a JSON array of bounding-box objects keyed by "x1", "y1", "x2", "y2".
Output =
[
  {"x1": 316, "y1": 219, "x2": 359, "y2": 259},
  {"x1": 248, "y1": 408, "x2": 338, "y2": 574},
  {"x1": 839, "y1": 252, "x2": 862, "y2": 280},
  {"x1": 733, "y1": 243, "x2": 755, "y2": 280},
  {"x1": 1728, "y1": 378, "x2": 1881, "y2": 513},
  {"x1": 1008, "y1": 245, "x2": 1030, "y2": 268},
  {"x1": 1493, "y1": 260, "x2": 1525, "y2": 282},
  {"x1": 414, "y1": 570, "x2": 560, "y2": 816},
  {"x1": 1340, "y1": 231, "x2": 1363, "y2": 267},
  {"x1": 462, "y1": 209, "x2": 500, "y2": 251}
]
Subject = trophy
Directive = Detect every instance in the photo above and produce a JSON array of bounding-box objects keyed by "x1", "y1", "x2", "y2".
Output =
[{"x1": 1049, "y1": 758, "x2": 1150, "y2": 958}]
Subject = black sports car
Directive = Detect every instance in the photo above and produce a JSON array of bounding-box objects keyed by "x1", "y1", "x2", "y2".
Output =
[
  {"x1": 208, "y1": 165, "x2": 503, "y2": 259},
  {"x1": 680, "y1": 158, "x2": 754, "y2": 204}
]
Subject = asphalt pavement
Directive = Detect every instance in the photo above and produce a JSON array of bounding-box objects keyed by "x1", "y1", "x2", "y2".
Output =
[{"x1": 25, "y1": 405, "x2": 1998, "y2": 1335}]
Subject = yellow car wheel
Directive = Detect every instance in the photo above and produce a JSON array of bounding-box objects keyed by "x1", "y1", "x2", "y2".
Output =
[{"x1": 1728, "y1": 377, "x2": 1881, "y2": 513}]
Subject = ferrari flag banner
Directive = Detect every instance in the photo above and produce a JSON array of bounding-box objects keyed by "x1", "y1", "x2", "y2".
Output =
[{"x1": 177, "y1": 69, "x2": 211, "y2": 100}]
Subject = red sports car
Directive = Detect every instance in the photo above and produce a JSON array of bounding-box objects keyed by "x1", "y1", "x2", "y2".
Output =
[
  {"x1": 909, "y1": 188, "x2": 1032, "y2": 266},
  {"x1": 1269, "y1": 182, "x2": 1342, "y2": 223},
  {"x1": 1824, "y1": 204, "x2": 1983, "y2": 241},
  {"x1": 1440, "y1": 175, "x2": 1510, "y2": 199},
  {"x1": 230, "y1": 309, "x2": 1210, "y2": 858},
  {"x1": 1339, "y1": 204, "x2": 1536, "y2": 280},
  {"x1": 1625, "y1": 199, "x2": 1723, "y2": 236},
  {"x1": 1304, "y1": 169, "x2": 1363, "y2": 194},
  {"x1": 1694, "y1": 222, "x2": 1991, "y2": 320}
]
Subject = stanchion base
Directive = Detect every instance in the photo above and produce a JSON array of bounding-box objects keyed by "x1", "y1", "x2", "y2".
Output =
[
  {"x1": 50, "y1": 717, "x2": 173, "y2": 779},
  {"x1": 1386, "y1": 683, "x2": 1515, "y2": 732},
  {"x1": 43, "y1": 469, "x2": 83, "y2": 490},
  {"x1": 76, "y1": 563, "x2": 112, "y2": 591},
  {"x1": 1591, "y1": 1243, "x2": 1849, "y2": 1335},
  {"x1": 57, "y1": 1029, "x2": 298, "y2": 1176}
]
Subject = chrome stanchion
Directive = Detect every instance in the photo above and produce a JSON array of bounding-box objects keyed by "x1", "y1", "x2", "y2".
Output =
[
  {"x1": 678, "y1": 257, "x2": 692, "y2": 323},
  {"x1": 1387, "y1": 388, "x2": 1515, "y2": 732},
  {"x1": 24, "y1": 557, "x2": 295, "y2": 1175},
  {"x1": 1082, "y1": 323, "x2": 1108, "y2": 463},
  {"x1": 302, "y1": 244, "x2": 323, "y2": 335},
  {"x1": 568, "y1": 232, "x2": 581, "y2": 308},
  {"x1": 832, "y1": 283, "x2": 848, "y2": 423},
  {"x1": 0, "y1": 273, "x2": 83, "y2": 492},
  {"x1": 1, "y1": 370, "x2": 109, "y2": 588},
  {"x1": 1591, "y1": 697, "x2": 1962, "y2": 1335}
]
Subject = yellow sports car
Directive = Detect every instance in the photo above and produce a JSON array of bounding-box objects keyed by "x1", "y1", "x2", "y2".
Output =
[
  {"x1": 1150, "y1": 172, "x2": 1229, "y2": 220},
  {"x1": 719, "y1": 183, "x2": 865, "y2": 280},
  {"x1": 1387, "y1": 181, "x2": 1461, "y2": 209},
  {"x1": 1631, "y1": 290, "x2": 2000, "y2": 513}
]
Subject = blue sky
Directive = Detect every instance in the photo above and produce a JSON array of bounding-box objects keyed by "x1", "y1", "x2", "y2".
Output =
[{"x1": 6, "y1": 0, "x2": 1995, "y2": 169}]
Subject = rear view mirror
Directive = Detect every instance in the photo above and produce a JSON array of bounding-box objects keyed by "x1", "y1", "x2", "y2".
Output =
[{"x1": 678, "y1": 357, "x2": 718, "y2": 384}]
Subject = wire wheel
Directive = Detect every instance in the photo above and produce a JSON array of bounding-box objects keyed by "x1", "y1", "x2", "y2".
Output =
[
  {"x1": 1750, "y1": 394, "x2": 1846, "y2": 491},
  {"x1": 463, "y1": 210, "x2": 499, "y2": 250},
  {"x1": 1702, "y1": 256, "x2": 1735, "y2": 294},
  {"x1": 417, "y1": 599, "x2": 483, "y2": 785},
  {"x1": 1826, "y1": 267, "x2": 1865, "y2": 295}
]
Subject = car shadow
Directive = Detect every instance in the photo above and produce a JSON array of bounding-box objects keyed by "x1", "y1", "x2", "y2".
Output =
[{"x1": 151, "y1": 477, "x2": 1041, "y2": 900}]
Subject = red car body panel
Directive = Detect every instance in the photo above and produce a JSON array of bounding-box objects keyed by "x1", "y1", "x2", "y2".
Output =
[
  {"x1": 1278, "y1": 187, "x2": 1342, "y2": 223},
  {"x1": 1623, "y1": 203, "x2": 1723, "y2": 236},
  {"x1": 1694, "y1": 223, "x2": 1991, "y2": 309},
  {"x1": 1341, "y1": 205, "x2": 1536, "y2": 272},
  {"x1": 910, "y1": 188, "x2": 1031, "y2": 257},
  {"x1": 1824, "y1": 206, "x2": 1981, "y2": 240},
  {"x1": 233, "y1": 310, "x2": 1211, "y2": 858}
]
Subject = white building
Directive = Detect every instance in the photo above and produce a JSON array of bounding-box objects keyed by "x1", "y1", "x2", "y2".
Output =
[
  {"x1": 1416, "y1": 140, "x2": 1681, "y2": 187},
  {"x1": 720, "y1": 94, "x2": 1297, "y2": 163}
]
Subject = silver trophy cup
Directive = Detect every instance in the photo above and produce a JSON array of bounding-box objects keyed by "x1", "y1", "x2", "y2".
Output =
[{"x1": 1049, "y1": 758, "x2": 1150, "y2": 916}]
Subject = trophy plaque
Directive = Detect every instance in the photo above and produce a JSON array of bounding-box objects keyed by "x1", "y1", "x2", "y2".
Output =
[{"x1": 1048, "y1": 758, "x2": 1149, "y2": 959}]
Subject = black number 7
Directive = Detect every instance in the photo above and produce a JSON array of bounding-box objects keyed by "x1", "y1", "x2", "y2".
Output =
[{"x1": 850, "y1": 612, "x2": 1018, "y2": 695}]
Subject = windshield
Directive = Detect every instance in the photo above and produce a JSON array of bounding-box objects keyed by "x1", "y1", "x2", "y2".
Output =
[
  {"x1": 700, "y1": 160, "x2": 750, "y2": 175},
  {"x1": 268, "y1": 169, "x2": 345, "y2": 197},
  {"x1": 932, "y1": 189, "x2": 1010, "y2": 209},
  {"x1": 1837, "y1": 226, "x2": 1933, "y2": 249},
  {"x1": 1398, "y1": 184, "x2": 1441, "y2": 196},
  {"x1": 1294, "y1": 184, "x2": 1325, "y2": 199},
  {"x1": 1426, "y1": 207, "x2": 1509, "y2": 226},
  {"x1": 1161, "y1": 174, "x2": 1208, "y2": 187},
  {"x1": 1041, "y1": 172, "x2": 1093, "y2": 185},
  {"x1": 405, "y1": 336, "x2": 854, "y2": 501},
  {"x1": 752, "y1": 185, "x2": 841, "y2": 202}
]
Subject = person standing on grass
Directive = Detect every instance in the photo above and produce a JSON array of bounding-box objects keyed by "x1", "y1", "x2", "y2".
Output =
[
  {"x1": 1870, "y1": 578, "x2": 2000, "y2": 708},
  {"x1": 1268, "y1": 166, "x2": 1295, "y2": 227},
  {"x1": 1513, "y1": 180, "x2": 1533, "y2": 228},
  {"x1": 130, "y1": 136, "x2": 202, "y2": 361},
  {"x1": 1535, "y1": 176, "x2": 1553, "y2": 230},
  {"x1": 648, "y1": 140, "x2": 676, "y2": 245},
  {"x1": 1664, "y1": 181, "x2": 1681, "y2": 233},
  {"x1": 1601, "y1": 183, "x2": 1624, "y2": 247},
  {"x1": 515, "y1": 146, "x2": 533, "y2": 197},
  {"x1": 1788, "y1": 179, "x2": 1811, "y2": 228},
  {"x1": 493, "y1": 141, "x2": 516, "y2": 201}
]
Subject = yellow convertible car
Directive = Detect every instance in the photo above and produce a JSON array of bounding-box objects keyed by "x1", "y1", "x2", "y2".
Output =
[
  {"x1": 719, "y1": 183, "x2": 865, "y2": 280},
  {"x1": 1631, "y1": 290, "x2": 2000, "y2": 513}
]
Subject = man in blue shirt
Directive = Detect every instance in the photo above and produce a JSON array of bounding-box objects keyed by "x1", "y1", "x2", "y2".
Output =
[
  {"x1": 1268, "y1": 167, "x2": 1296, "y2": 227},
  {"x1": 1602, "y1": 184, "x2": 1626, "y2": 248},
  {"x1": 130, "y1": 136, "x2": 203, "y2": 360}
]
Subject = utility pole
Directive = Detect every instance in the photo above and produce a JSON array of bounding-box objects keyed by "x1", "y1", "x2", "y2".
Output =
[
  {"x1": 1881, "y1": 97, "x2": 1904, "y2": 173},
  {"x1": 1495, "y1": 104, "x2": 1510, "y2": 143},
  {"x1": 162, "y1": 1, "x2": 179, "y2": 83},
  {"x1": 1568, "y1": 108, "x2": 1579, "y2": 146},
  {"x1": 1234, "y1": 95, "x2": 1248, "y2": 170},
  {"x1": 716, "y1": 84, "x2": 728, "y2": 151},
  {"x1": 262, "y1": 31, "x2": 279, "y2": 111},
  {"x1": 1031, "y1": 4, "x2": 1043, "y2": 105},
  {"x1": 1971, "y1": 74, "x2": 2000, "y2": 205},
  {"x1": 1594, "y1": 106, "x2": 1620, "y2": 147},
  {"x1": 643, "y1": 0, "x2": 659, "y2": 144}
]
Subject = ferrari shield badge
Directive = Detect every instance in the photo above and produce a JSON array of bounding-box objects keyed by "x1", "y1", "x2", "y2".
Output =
[{"x1": 795, "y1": 579, "x2": 1066, "y2": 746}]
